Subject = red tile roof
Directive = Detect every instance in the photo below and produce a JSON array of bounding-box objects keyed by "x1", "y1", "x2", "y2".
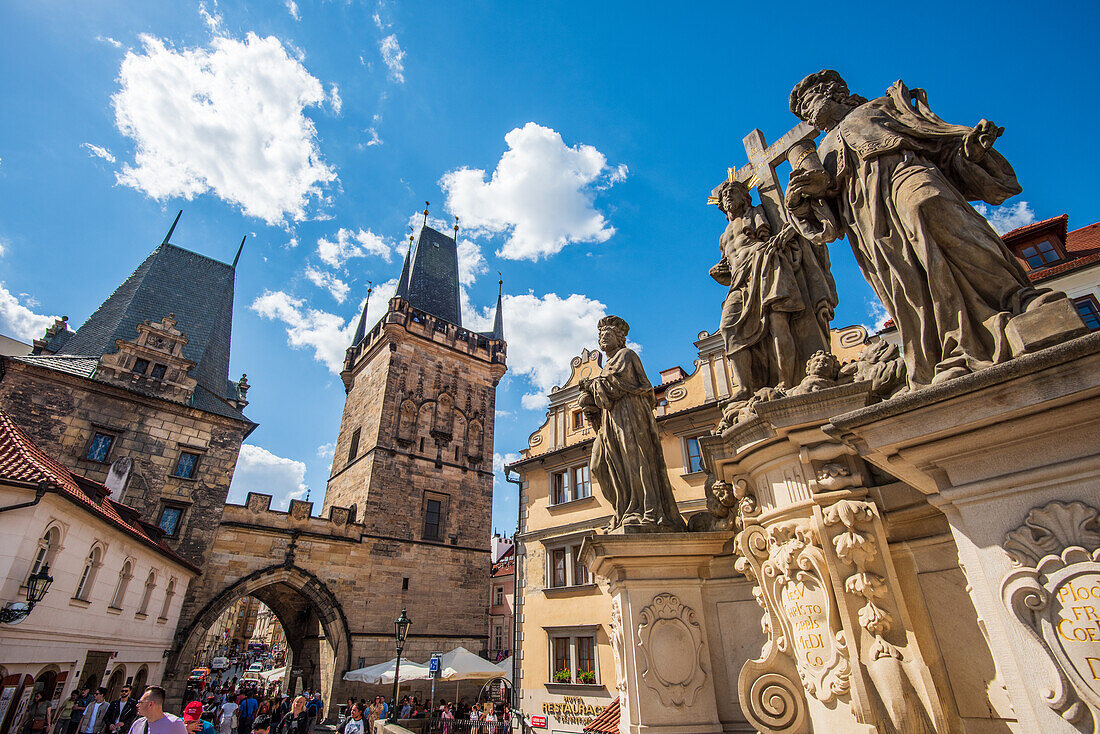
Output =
[
  {"x1": 1067, "y1": 221, "x2": 1100, "y2": 255},
  {"x1": 0, "y1": 410, "x2": 199, "y2": 572},
  {"x1": 583, "y1": 698, "x2": 619, "y2": 734},
  {"x1": 1001, "y1": 214, "x2": 1069, "y2": 244}
]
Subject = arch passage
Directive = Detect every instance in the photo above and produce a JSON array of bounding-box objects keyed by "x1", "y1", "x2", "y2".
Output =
[{"x1": 167, "y1": 565, "x2": 350, "y2": 710}]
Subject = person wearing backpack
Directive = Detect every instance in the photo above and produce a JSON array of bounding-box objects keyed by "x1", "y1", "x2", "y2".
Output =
[{"x1": 127, "y1": 688, "x2": 186, "y2": 734}]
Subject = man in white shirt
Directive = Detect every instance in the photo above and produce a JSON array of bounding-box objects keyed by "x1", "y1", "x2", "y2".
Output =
[
  {"x1": 341, "y1": 704, "x2": 364, "y2": 734},
  {"x1": 217, "y1": 698, "x2": 237, "y2": 734},
  {"x1": 79, "y1": 689, "x2": 109, "y2": 734},
  {"x1": 127, "y1": 687, "x2": 187, "y2": 734}
]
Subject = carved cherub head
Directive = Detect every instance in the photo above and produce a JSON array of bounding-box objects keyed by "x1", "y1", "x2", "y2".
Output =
[
  {"x1": 790, "y1": 70, "x2": 868, "y2": 129},
  {"x1": 805, "y1": 350, "x2": 841, "y2": 380}
]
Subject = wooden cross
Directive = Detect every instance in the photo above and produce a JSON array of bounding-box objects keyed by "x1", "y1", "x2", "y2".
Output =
[{"x1": 730, "y1": 121, "x2": 818, "y2": 229}]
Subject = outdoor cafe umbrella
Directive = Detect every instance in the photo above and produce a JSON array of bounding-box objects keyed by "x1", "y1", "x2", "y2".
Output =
[
  {"x1": 437, "y1": 647, "x2": 509, "y2": 681},
  {"x1": 342, "y1": 657, "x2": 431, "y2": 685}
]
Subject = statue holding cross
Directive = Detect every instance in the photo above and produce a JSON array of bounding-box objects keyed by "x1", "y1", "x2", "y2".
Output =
[{"x1": 709, "y1": 123, "x2": 838, "y2": 400}]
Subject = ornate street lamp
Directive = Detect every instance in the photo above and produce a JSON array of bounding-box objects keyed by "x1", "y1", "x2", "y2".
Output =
[
  {"x1": 1, "y1": 563, "x2": 54, "y2": 624},
  {"x1": 390, "y1": 608, "x2": 411, "y2": 720}
]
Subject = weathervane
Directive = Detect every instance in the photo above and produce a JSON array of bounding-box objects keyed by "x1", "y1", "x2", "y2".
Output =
[
  {"x1": 453, "y1": 215, "x2": 460, "y2": 241},
  {"x1": 423, "y1": 201, "x2": 430, "y2": 227}
]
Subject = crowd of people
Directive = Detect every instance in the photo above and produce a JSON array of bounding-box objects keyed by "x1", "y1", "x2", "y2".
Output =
[{"x1": 337, "y1": 696, "x2": 511, "y2": 733}]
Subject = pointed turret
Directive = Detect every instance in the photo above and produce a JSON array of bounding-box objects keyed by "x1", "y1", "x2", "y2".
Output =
[
  {"x1": 395, "y1": 237, "x2": 413, "y2": 300},
  {"x1": 491, "y1": 274, "x2": 504, "y2": 341},
  {"x1": 349, "y1": 283, "x2": 373, "y2": 347},
  {"x1": 232, "y1": 235, "x2": 246, "y2": 268},
  {"x1": 163, "y1": 210, "x2": 182, "y2": 245}
]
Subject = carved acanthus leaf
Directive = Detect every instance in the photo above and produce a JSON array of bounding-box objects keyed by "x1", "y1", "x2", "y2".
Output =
[{"x1": 1003, "y1": 500, "x2": 1100, "y2": 567}]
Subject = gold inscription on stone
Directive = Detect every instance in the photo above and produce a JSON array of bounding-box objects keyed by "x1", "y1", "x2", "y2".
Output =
[
  {"x1": 1052, "y1": 573, "x2": 1100, "y2": 692},
  {"x1": 780, "y1": 579, "x2": 831, "y2": 669},
  {"x1": 541, "y1": 696, "x2": 599, "y2": 726}
]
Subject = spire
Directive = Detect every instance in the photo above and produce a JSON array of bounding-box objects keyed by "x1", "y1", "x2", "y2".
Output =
[
  {"x1": 395, "y1": 234, "x2": 413, "y2": 299},
  {"x1": 350, "y1": 282, "x2": 373, "y2": 347},
  {"x1": 492, "y1": 272, "x2": 504, "y2": 341},
  {"x1": 232, "y1": 235, "x2": 246, "y2": 268},
  {"x1": 162, "y1": 210, "x2": 183, "y2": 246},
  {"x1": 398, "y1": 222, "x2": 462, "y2": 326}
]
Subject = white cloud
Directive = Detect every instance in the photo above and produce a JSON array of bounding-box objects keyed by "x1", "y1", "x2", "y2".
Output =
[
  {"x1": 97, "y1": 35, "x2": 123, "y2": 48},
  {"x1": 440, "y1": 122, "x2": 625, "y2": 261},
  {"x1": 864, "y1": 299, "x2": 892, "y2": 332},
  {"x1": 521, "y1": 392, "x2": 548, "y2": 411},
  {"x1": 198, "y1": 3, "x2": 222, "y2": 33},
  {"x1": 316, "y1": 227, "x2": 392, "y2": 267},
  {"x1": 285, "y1": 237, "x2": 299, "y2": 249},
  {"x1": 251, "y1": 291, "x2": 357, "y2": 373},
  {"x1": 251, "y1": 277, "x2": 400, "y2": 373},
  {"x1": 316, "y1": 442, "x2": 335, "y2": 459},
  {"x1": 0, "y1": 239, "x2": 6, "y2": 257},
  {"x1": 457, "y1": 239, "x2": 487, "y2": 287},
  {"x1": 229, "y1": 444, "x2": 309, "y2": 510},
  {"x1": 976, "y1": 200, "x2": 1036, "y2": 235},
  {"x1": 372, "y1": 13, "x2": 385, "y2": 30},
  {"x1": 467, "y1": 291, "x2": 612, "y2": 401},
  {"x1": 285, "y1": 0, "x2": 300, "y2": 21},
  {"x1": 379, "y1": 34, "x2": 405, "y2": 83},
  {"x1": 361, "y1": 127, "x2": 382, "y2": 147},
  {"x1": 112, "y1": 31, "x2": 337, "y2": 226},
  {"x1": 0, "y1": 283, "x2": 56, "y2": 343},
  {"x1": 328, "y1": 84, "x2": 342, "y2": 114},
  {"x1": 304, "y1": 266, "x2": 350, "y2": 303},
  {"x1": 81, "y1": 143, "x2": 116, "y2": 164}
]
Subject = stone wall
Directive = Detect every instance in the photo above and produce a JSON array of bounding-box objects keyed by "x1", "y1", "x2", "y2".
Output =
[{"x1": 0, "y1": 360, "x2": 250, "y2": 569}]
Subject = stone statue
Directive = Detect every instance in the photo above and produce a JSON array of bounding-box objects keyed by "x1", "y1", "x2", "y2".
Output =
[
  {"x1": 711, "y1": 178, "x2": 837, "y2": 399},
  {"x1": 785, "y1": 70, "x2": 1065, "y2": 389},
  {"x1": 578, "y1": 315, "x2": 687, "y2": 533}
]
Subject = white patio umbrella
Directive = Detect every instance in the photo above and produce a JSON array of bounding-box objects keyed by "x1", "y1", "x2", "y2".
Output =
[
  {"x1": 259, "y1": 666, "x2": 287, "y2": 681},
  {"x1": 438, "y1": 647, "x2": 509, "y2": 681},
  {"x1": 343, "y1": 657, "x2": 431, "y2": 684}
]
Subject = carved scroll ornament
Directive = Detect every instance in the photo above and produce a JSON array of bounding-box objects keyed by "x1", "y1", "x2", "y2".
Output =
[{"x1": 1002, "y1": 501, "x2": 1100, "y2": 729}]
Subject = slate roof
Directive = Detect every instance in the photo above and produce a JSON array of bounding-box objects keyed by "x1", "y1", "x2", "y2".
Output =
[
  {"x1": 16, "y1": 241, "x2": 252, "y2": 425},
  {"x1": 0, "y1": 409, "x2": 199, "y2": 572},
  {"x1": 396, "y1": 225, "x2": 462, "y2": 326}
]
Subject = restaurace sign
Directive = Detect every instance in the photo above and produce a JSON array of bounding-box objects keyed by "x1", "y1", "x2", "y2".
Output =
[{"x1": 541, "y1": 696, "x2": 601, "y2": 726}]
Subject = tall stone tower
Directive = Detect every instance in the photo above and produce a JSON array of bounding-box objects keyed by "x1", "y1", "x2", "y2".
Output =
[{"x1": 323, "y1": 225, "x2": 506, "y2": 549}]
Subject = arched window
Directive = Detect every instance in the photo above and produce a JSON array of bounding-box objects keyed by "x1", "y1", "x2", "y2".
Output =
[
  {"x1": 110, "y1": 560, "x2": 133, "y2": 609},
  {"x1": 158, "y1": 578, "x2": 176, "y2": 621},
  {"x1": 137, "y1": 571, "x2": 157, "y2": 616},
  {"x1": 28, "y1": 526, "x2": 61, "y2": 585},
  {"x1": 74, "y1": 545, "x2": 103, "y2": 602}
]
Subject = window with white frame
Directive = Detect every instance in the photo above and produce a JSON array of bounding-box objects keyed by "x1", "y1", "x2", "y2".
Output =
[
  {"x1": 550, "y1": 463, "x2": 591, "y2": 505},
  {"x1": 683, "y1": 435, "x2": 705, "y2": 474},
  {"x1": 547, "y1": 628, "x2": 599, "y2": 684},
  {"x1": 494, "y1": 585, "x2": 504, "y2": 606},
  {"x1": 493, "y1": 625, "x2": 503, "y2": 652},
  {"x1": 544, "y1": 541, "x2": 591, "y2": 588},
  {"x1": 74, "y1": 545, "x2": 104, "y2": 601},
  {"x1": 110, "y1": 559, "x2": 133, "y2": 609}
]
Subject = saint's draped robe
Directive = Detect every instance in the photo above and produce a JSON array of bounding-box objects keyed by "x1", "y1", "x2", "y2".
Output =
[
  {"x1": 793, "y1": 81, "x2": 1045, "y2": 388},
  {"x1": 586, "y1": 347, "x2": 686, "y2": 531}
]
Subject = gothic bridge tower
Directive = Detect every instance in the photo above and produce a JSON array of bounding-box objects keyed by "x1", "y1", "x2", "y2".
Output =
[{"x1": 323, "y1": 223, "x2": 506, "y2": 549}]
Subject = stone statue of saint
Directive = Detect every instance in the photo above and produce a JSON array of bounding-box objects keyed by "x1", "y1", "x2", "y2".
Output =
[
  {"x1": 711, "y1": 178, "x2": 837, "y2": 399},
  {"x1": 784, "y1": 70, "x2": 1062, "y2": 389},
  {"x1": 578, "y1": 316, "x2": 687, "y2": 533}
]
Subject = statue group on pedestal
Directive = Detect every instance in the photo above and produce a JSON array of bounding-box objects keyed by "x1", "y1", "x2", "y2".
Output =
[{"x1": 583, "y1": 70, "x2": 1086, "y2": 535}]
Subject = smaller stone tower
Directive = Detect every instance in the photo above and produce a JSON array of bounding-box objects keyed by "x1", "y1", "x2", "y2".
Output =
[{"x1": 323, "y1": 225, "x2": 506, "y2": 548}]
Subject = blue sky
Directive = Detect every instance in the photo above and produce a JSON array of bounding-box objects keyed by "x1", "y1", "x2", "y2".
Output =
[{"x1": 2, "y1": 0, "x2": 1098, "y2": 536}]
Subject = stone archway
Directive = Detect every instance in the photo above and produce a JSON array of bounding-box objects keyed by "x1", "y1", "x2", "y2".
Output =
[{"x1": 167, "y1": 564, "x2": 350, "y2": 712}]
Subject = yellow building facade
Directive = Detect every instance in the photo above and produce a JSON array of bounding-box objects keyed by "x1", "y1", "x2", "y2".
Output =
[{"x1": 508, "y1": 324, "x2": 868, "y2": 733}]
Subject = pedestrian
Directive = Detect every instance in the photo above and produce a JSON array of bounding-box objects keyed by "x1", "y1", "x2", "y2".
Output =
[
  {"x1": 68, "y1": 689, "x2": 91, "y2": 734},
  {"x1": 54, "y1": 693, "x2": 78, "y2": 734},
  {"x1": 338, "y1": 704, "x2": 363, "y2": 734},
  {"x1": 23, "y1": 691, "x2": 49, "y2": 734},
  {"x1": 275, "y1": 698, "x2": 307, "y2": 734},
  {"x1": 105, "y1": 687, "x2": 137, "y2": 734},
  {"x1": 181, "y1": 703, "x2": 215, "y2": 734},
  {"x1": 78, "y1": 688, "x2": 109, "y2": 734},
  {"x1": 235, "y1": 693, "x2": 257, "y2": 734},
  {"x1": 216, "y1": 696, "x2": 236, "y2": 734},
  {"x1": 127, "y1": 687, "x2": 186, "y2": 734},
  {"x1": 249, "y1": 717, "x2": 270, "y2": 734}
]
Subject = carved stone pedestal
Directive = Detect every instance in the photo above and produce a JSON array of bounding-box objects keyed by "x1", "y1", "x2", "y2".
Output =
[
  {"x1": 700, "y1": 383, "x2": 952, "y2": 733},
  {"x1": 582, "y1": 533, "x2": 729, "y2": 734},
  {"x1": 828, "y1": 332, "x2": 1100, "y2": 733}
]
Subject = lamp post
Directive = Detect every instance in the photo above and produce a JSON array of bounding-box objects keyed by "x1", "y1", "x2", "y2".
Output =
[
  {"x1": 0, "y1": 563, "x2": 54, "y2": 624},
  {"x1": 390, "y1": 608, "x2": 411, "y2": 721}
]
